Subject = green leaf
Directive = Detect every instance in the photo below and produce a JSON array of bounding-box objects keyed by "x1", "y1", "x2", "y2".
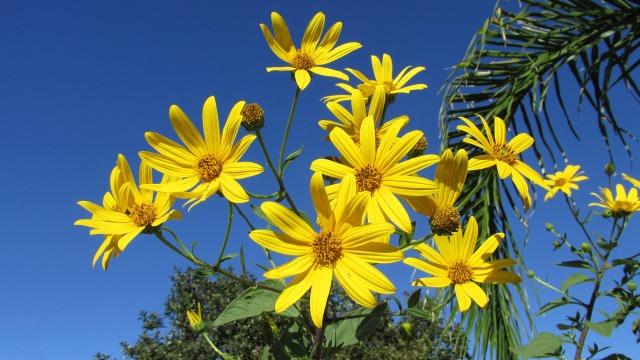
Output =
[
  {"x1": 588, "y1": 319, "x2": 616, "y2": 337},
  {"x1": 407, "y1": 289, "x2": 421, "y2": 308},
  {"x1": 556, "y1": 260, "x2": 591, "y2": 269},
  {"x1": 283, "y1": 146, "x2": 303, "y2": 170},
  {"x1": 213, "y1": 280, "x2": 298, "y2": 326},
  {"x1": 561, "y1": 273, "x2": 593, "y2": 292},
  {"x1": 324, "y1": 303, "x2": 386, "y2": 348},
  {"x1": 510, "y1": 332, "x2": 565, "y2": 358},
  {"x1": 537, "y1": 298, "x2": 569, "y2": 315},
  {"x1": 406, "y1": 307, "x2": 433, "y2": 320}
]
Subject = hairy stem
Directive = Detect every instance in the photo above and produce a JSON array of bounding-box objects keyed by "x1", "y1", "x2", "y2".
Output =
[
  {"x1": 278, "y1": 86, "x2": 301, "y2": 173},
  {"x1": 256, "y1": 128, "x2": 299, "y2": 214}
]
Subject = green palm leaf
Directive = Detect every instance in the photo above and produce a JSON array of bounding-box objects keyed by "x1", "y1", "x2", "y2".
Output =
[{"x1": 440, "y1": 0, "x2": 640, "y2": 358}]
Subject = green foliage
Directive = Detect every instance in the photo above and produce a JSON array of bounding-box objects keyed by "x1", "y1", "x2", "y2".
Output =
[
  {"x1": 95, "y1": 268, "x2": 468, "y2": 359},
  {"x1": 511, "y1": 332, "x2": 564, "y2": 358}
]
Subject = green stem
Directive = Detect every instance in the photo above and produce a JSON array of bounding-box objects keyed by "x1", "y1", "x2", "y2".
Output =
[
  {"x1": 255, "y1": 128, "x2": 299, "y2": 214},
  {"x1": 154, "y1": 229, "x2": 202, "y2": 265},
  {"x1": 232, "y1": 202, "x2": 276, "y2": 268},
  {"x1": 203, "y1": 333, "x2": 236, "y2": 360},
  {"x1": 278, "y1": 86, "x2": 301, "y2": 173},
  {"x1": 215, "y1": 201, "x2": 234, "y2": 266},
  {"x1": 573, "y1": 216, "x2": 627, "y2": 360}
]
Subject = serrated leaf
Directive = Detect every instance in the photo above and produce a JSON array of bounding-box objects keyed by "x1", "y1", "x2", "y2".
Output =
[
  {"x1": 324, "y1": 303, "x2": 386, "y2": 348},
  {"x1": 213, "y1": 280, "x2": 298, "y2": 326},
  {"x1": 510, "y1": 332, "x2": 564, "y2": 358},
  {"x1": 587, "y1": 319, "x2": 616, "y2": 337},
  {"x1": 406, "y1": 307, "x2": 432, "y2": 320},
  {"x1": 561, "y1": 273, "x2": 592, "y2": 292},
  {"x1": 556, "y1": 260, "x2": 591, "y2": 269}
]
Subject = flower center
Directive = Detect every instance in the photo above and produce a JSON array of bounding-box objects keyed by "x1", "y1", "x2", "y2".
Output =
[
  {"x1": 130, "y1": 203, "x2": 157, "y2": 227},
  {"x1": 291, "y1": 53, "x2": 315, "y2": 70},
  {"x1": 408, "y1": 136, "x2": 428, "y2": 158},
  {"x1": 554, "y1": 178, "x2": 567, "y2": 187},
  {"x1": 196, "y1": 155, "x2": 224, "y2": 182},
  {"x1": 355, "y1": 164, "x2": 383, "y2": 192},
  {"x1": 448, "y1": 261, "x2": 473, "y2": 284},
  {"x1": 382, "y1": 81, "x2": 396, "y2": 92},
  {"x1": 240, "y1": 103, "x2": 265, "y2": 130},
  {"x1": 312, "y1": 231, "x2": 342, "y2": 268},
  {"x1": 492, "y1": 144, "x2": 517, "y2": 166},
  {"x1": 429, "y1": 206, "x2": 461, "y2": 236}
]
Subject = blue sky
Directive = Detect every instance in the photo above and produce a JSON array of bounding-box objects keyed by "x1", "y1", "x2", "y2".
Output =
[{"x1": 1, "y1": 0, "x2": 639, "y2": 358}]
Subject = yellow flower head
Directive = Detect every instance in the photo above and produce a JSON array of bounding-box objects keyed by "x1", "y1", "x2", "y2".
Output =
[
  {"x1": 250, "y1": 172, "x2": 403, "y2": 328},
  {"x1": 318, "y1": 86, "x2": 408, "y2": 143},
  {"x1": 140, "y1": 96, "x2": 264, "y2": 209},
  {"x1": 323, "y1": 53, "x2": 427, "y2": 103},
  {"x1": 311, "y1": 117, "x2": 439, "y2": 233},
  {"x1": 458, "y1": 115, "x2": 547, "y2": 209},
  {"x1": 590, "y1": 184, "x2": 640, "y2": 217},
  {"x1": 261, "y1": 12, "x2": 362, "y2": 90},
  {"x1": 544, "y1": 165, "x2": 588, "y2": 201},
  {"x1": 75, "y1": 155, "x2": 182, "y2": 269},
  {"x1": 405, "y1": 149, "x2": 468, "y2": 236},
  {"x1": 622, "y1": 173, "x2": 640, "y2": 188},
  {"x1": 187, "y1": 303, "x2": 205, "y2": 331},
  {"x1": 404, "y1": 216, "x2": 520, "y2": 312}
]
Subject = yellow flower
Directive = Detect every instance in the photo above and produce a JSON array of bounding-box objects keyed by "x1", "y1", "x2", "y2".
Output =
[
  {"x1": 187, "y1": 303, "x2": 205, "y2": 331},
  {"x1": 544, "y1": 165, "x2": 588, "y2": 201},
  {"x1": 311, "y1": 117, "x2": 439, "y2": 233},
  {"x1": 590, "y1": 184, "x2": 640, "y2": 217},
  {"x1": 75, "y1": 155, "x2": 181, "y2": 268},
  {"x1": 140, "y1": 96, "x2": 264, "y2": 208},
  {"x1": 322, "y1": 53, "x2": 427, "y2": 102},
  {"x1": 318, "y1": 86, "x2": 408, "y2": 143},
  {"x1": 405, "y1": 149, "x2": 468, "y2": 236},
  {"x1": 622, "y1": 173, "x2": 640, "y2": 188},
  {"x1": 404, "y1": 216, "x2": 520, "y2": 312},
  {"x1": 250, "y1": 172, "x2": 402, "y2": 328},
  {"x1": 260, "y1": 12, "x2": 361, "y2": 90},
  {"x1": 457, "y1": 115, "x2": 546, "y2": 209}
]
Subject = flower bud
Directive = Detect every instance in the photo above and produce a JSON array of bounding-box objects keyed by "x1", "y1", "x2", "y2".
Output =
[
  {"x1": 628, "y1": 281, "x2": 637, "y2": 292},
  {"x1": 407, "y1": 136, "x2": 427, "y2": 158},
  {"x1": 400, "y1": 322, "x2": 413, "y2": 337},
  {"x1": 553, "y1": 240, "x2": 562, "y2": 249},
  {"x1": 186, "y1": 303, "x2": 205, "y2": 332},
  {"x1": 240, "y1": 103, "x2": 265, "y2": 131},
  {"x1": 545, "y1": 223, "x2": 554, "y2": 231},
  {"x1": 604, "y1": 162, "x2": 615, "y2": 176},
  {"x1": 580, "y1": 242, "x2": 591, "y2": 252},
  {"x1": 602, "y1": 209, "x2": 612, "y2": 219},
  {"x1": 526, "y1": 270, "x2": 535, "y2": 279}
]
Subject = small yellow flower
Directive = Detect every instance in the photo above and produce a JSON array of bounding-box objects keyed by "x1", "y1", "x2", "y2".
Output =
[
  {"x1": 457, "y1": 115, "x2": 546, "y2": 209},
  {"x1": 318, "y1": 86, "x2": 408, "y2": 143},
  {"x1": 260, "y1": 12, "x2": 362, "y2": 90},
  {"x1": 250, "y1": 172, "x2": 403, "y2": 328},
  {"x1": 405, "y1": 149, "x2": 468, "y2": 236},
  {"x1": 75, "y1": 155, "x2": 181, "y2": 269},
  {"x1": 140, "y1": 96, "x2": 264, "y2": 208},
  {"x1": 323, "y1": 53, "x2": 427, "y2": 102},
  {"x1": 187, "y1": 303, "x2": 205, "y2": 331},
  {"x1": 590, "y1": 184, "x2": 640, "y2": 217},
  {"x1": 544, "y1": 165, "x2": 588, "y2": 201},
  {"x1": 404, "y1": 216, "x2": 520, "y2": 312},
  {"x1": 311, "y1": 117, "x2": 439, "y2": 233},
  {"x1": 622, "y1": 173, "x2": 640, "y2": 188}
]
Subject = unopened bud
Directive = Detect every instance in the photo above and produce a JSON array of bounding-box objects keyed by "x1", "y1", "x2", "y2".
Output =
[
  {"x1": 400, "y1": 322, "x2": 413, "y2": 337},
  {"x1": 602, "y1": 209, "x2": 612, "y2": 219},
  {"x1": 526, "y1": 270, "x2": 535, "y2": 279},
  {"x1": 628, "y1": 281, "x2": 637, "y2": 292},
  {"x1": 553, "y1": 240, "x2": 562, "y2": 249},
  {"x1": 545, "y1": 223, "x2": 554, "y2": 231},
  {"x1": 407, "y1": 136, "x2": 427, "y2": 158},
  {"x1": 604, "y1": 162, "x2": 615, "y2": 176},
  {"x1": 240, "y1": 103, "x2": 265, "y2": 131},
  {"x1": 581, "y1": 242, "x2": 591, "y2": 252}
]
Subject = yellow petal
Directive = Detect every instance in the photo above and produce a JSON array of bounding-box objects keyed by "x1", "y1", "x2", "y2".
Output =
[
  {"x1": 310, "y1": 158, "x2": 355, "y2": 179},
  {"x1": 403, "y1": 257, "x2": 448, "y2": 277},
  {"x1": 344, "y1": 242, "x2": 402, "y2": 264},
  {"x1": 382, "y1": 175, "x2": 437, "y2": 196},
  {"x1": 334, "y1": 264, "x2": 376, "y2": 308},
  {"x1": 219, "y1": 174, "x2": 249, "y2": 203},
  {"x1": 507, "y1": 133, "x2": 534, "y2": 154},
  {"x1": 462, "y1": 282, "x2": 488, "y2": 308},
  {"x1": 249, "y1": 229, "x2": 311, "y2": 256},
  {"x1": 309, "y1": 66, "x2": 349, "y2": 80},
  {"x1": 270, "y1": 12, "x2": 294, "y2": 53},
  {"x1": 375, "y1": 188, "x2": 412, "y2": 233},
  {"x1": 310, "y1": 267, "x2": 332, "y2": 328},
  {"x1": 455, "y1": 284, "x2": 471, "y2": 311},
  {"x1": 310, "y1": 171, "x2": 332, "y2": 228},
  {"x1": 339, "y1": 254, "x2": 396, "y2": 294},
  {"x1": 341, "y1": 223, "x2": 395, "y2": 247},
  {"x1": 301, "y1": 12, "x2": 325, "y2": 54},
  {"x1": 329, "y1": 127, "x2": 364, "y2": 167},
  {"x1": 222, "y1": 162, "x2": 264, "y2": 179},
  {"x1": 294, "y1": 69, "x2": 311, "y2": 90},
  {"x1": 359, "y1": 117, "x2": 376, "y2": 164},
  {"x1": 275, "y1": 270, "x2": 313, "y2": 313},
  {"x1": 468, "y1": 233, "x2": 504, "y2": 266},
  {"x1": 169, "y1": 105, "x2": 207, "y2": 157},
  {"x1": 220, "y1": 100, "x2": 245, "y2": 156},
  {"x1": 264, "y1": 255, "x2": 314, "y2": 279},
  {"x1": 387, "y1": 154, "x2": 440, "y2": 177},
  {"x1": 202, "y1": 96, "x2": 221, "y2": 154},
  {"x1": 411, "y1": 277, "x2": 451, "y2": 288},
  {"x1": 260, "y1": 202, "x2": 315, "y2": 242}
]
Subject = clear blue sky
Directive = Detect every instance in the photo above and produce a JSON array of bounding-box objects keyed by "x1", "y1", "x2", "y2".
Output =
[{"x1": 1, "y1": 0, "x2": 638, "y2": 358}]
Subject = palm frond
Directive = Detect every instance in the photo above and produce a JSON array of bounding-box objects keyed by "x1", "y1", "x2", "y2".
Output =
[{"x1": 440, "y1": 0, "x2": 640, "y2": 358}]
